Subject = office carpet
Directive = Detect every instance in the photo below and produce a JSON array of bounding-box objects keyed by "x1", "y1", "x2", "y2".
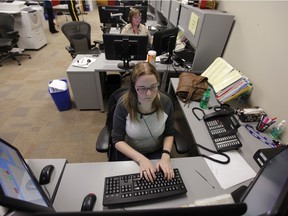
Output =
[
  {"x1": 0, "y1": 9, "x2": 109, "y2": 163},
  {"x1": 0, "y1": 8, "x2": 195, "y2": 163}
]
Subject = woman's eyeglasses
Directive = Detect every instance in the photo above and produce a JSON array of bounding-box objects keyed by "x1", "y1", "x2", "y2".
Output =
[
  {"x1": 133, "y1": 16, "x2": 142, "y2": 20},
  {"x1": 136, "y1": 83, "x2": 159, "y2": 94}
]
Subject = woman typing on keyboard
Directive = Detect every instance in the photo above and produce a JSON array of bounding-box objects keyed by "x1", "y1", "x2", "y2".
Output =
[{"x1": 112, "y1": 62, "x2": 174, "y2": 182}]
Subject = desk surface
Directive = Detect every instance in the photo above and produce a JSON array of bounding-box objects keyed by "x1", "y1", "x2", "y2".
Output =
[
  {"x1": 67, "y1": 53, "x2": 183, "y2": 73},
  {"x1": 26, "y1": 158, "x2": 67, "y2": 203},
  {"x1": 53, "y1": 157, "x2": 232, "y2": 212},
  {"x1": 169, "y1": 78, "x2": 270, "y2": 173}
]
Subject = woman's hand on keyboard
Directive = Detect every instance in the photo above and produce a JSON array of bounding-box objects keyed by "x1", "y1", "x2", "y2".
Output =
[
  {"x1": 156, "y1": 155, "x2": 175, "y2": 180},
  {"x1": 139, "y1": 156, "x2": 156, "y2": 182}
]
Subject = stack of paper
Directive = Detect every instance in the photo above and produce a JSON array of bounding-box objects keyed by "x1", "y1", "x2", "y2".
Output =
[{"x1": 201, "y1": 57, "x2": 251, "y2": 103}]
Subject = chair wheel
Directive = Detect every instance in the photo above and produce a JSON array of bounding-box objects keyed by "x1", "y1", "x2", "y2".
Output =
[
  {"x1": 18, "y1": 63, "x2": 21, "y2": 65},
  {"x1": 29, "y1": 56, "x2": 31, "y2": 59}
]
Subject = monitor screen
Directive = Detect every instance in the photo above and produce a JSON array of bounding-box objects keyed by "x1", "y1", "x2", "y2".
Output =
[
  {"x1": 241, "y1": 146, "x2": 288, "y2": 216},
  {"x1": 0, "y1": 138, "x2": 54, "y2": 213},
  {"x1": 98, "y1": 5, "x2": 126, "y2": 24},
  {"x1": 123, "y1": 5, "x2": 148, "y2": 24},
  {"x1": 103, "y1": 33, "x2": 148, "y2": 69},
  {"x1": 152, "y1": 27, "x2": 179, "y2": 64}
]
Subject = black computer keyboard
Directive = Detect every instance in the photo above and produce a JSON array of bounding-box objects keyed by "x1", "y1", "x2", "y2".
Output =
[{"x1": 103, "y1": 168, "x2": 187, "y2": 206}]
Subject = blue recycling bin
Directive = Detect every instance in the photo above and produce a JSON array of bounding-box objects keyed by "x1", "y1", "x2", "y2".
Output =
[{"x1": 48, "y1": 79, "x2": 72, "y2": 111}]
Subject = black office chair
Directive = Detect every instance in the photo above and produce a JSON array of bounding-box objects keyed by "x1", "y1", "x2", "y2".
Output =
[
  {"x1": 61, "y1": 21, "x2": 104, "y2": 58},
  {"x1": 96, "y1": 88, "x2": 188, "y2": 161},
  {"x1": 0, "y1": 13, "x2": 31, "y2": 67}
]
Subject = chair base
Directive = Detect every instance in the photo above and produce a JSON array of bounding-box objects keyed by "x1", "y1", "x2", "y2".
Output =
[{"x1": 0, "y1": 51, "x2": 31, "y2": 67}]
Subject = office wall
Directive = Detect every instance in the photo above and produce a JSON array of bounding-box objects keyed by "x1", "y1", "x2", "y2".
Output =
[{"x1": 217, "y1": 1, "x2": 288, "y2": 144}]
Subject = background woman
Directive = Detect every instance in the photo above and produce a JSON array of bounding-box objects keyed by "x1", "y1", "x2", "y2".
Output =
[{"x1": 121, "y1": 8, "x2": 152, "y2": 46}]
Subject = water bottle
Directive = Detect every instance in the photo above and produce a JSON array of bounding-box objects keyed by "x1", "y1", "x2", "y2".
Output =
[{"x1": 200, "y1": 88, "x2": 211, "y2": 109}]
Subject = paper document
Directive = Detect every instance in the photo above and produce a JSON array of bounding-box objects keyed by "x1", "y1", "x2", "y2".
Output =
[
  {"x1": 201, "y1": 57, "x2": 234, "y2": 86},
  {"x1": 201, "y1": 57, "x2": 250, "y2": 103},
  {"x1": 72, "y1": 57, "x2": 96, "y2": 68},
  {"x1": 204, "y1": 151, "x2": 256, "y2": 189},
  {"x1": 188, "y1": 12, "x2": 199, "y2": 36},
  {"x1": 213, "y1": 69, "x2": 243, "y2": 93}
]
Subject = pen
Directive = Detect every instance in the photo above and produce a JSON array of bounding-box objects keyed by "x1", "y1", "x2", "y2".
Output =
[{"x1": 195, "y1": 170, "x2": 215, "y2": 189}]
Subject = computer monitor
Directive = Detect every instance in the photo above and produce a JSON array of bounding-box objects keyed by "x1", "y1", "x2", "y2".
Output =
[
  {"x1": 98, "y1": 5, "x2": 126, "y2": 25},
  {"x1": 240, "y1": 145, "x2": 288, "y2": 216},
  {"x1": 0, "y1": 138, "x2": 54, "y2": 213},
  {"x1": 33, "y1": 203, "x2": 246, "y2": 216},
  {"x1": 152, "y1": 27, "x2": 179, "y2": 64},
  {"x1": 116, "y1": 0, "x2": 148, "y2": 6},
  {"x1": 103, "y1": 33, "x2": 148, "y2": 70},
  {"x1": 123, "y1": 5, "x2": 148, "y2": 24}
]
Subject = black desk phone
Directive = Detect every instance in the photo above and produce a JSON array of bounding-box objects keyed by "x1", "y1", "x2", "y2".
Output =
[{"x1": 203, "y1": 109, "x2": 242, "y2": 152}]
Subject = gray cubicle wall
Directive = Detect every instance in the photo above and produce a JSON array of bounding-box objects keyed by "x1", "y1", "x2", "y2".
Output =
[
  {"x1": 160, "y1": 0, "x2": 171, "y2": 21},
  {"x1": 169, "y1": 0, "x2": 181, "y2": 27},
  {"x1": 148, "y1": 2, "x2": 234, "y2": 74},
  {"x1": 178, "y1": 4, "x2": 234, "y2": 73}
]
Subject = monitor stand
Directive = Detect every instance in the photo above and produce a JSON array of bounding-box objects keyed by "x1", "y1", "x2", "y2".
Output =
[
  {"x1": 160, "y1": 54, "x2": 173, "y2": 64},
  {"x1": 117, "y1": 58, "x2": 134, "y2": 70}
]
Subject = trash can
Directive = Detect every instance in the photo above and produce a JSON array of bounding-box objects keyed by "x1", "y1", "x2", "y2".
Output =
[{"x1": 48, "y1": 79, "x2": 72, "y2": 111}]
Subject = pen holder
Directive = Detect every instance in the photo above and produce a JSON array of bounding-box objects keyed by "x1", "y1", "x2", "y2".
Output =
[{"x1": 256, "y1": 116, "x2": 275, "y2": 132}]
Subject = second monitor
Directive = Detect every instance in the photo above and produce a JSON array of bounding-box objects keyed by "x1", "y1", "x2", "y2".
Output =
[
  {"x1": 103, "y1": 34, "x2": 148, "y2": 70},
  {"x1": 152, "y1": 27, "x2": 179, "y2": 64}
]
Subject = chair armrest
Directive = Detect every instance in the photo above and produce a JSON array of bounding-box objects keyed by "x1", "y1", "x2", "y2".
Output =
[
  {"x1": 174, "y1": 129, "x2": 189, "y2": 154},
  {"x1": 7, "y1": 30, "x2": 19, "y2": 40},
  {"x1": 65, "y1": 46, "x2": 74, "y2": 53},
  {"x1": 7, "y1": 30, "x2": 19, "y2": 36},
  {"x1": 93, "y1": 40, "x2": 104, "y2": 50},
  {"x1": 96, "y1": 126, "x2": 110, "y2": 153}
]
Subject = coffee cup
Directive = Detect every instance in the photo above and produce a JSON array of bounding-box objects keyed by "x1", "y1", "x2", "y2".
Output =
[{"x1": 147, "y1": 50, "x2": 157, "y2": 65}]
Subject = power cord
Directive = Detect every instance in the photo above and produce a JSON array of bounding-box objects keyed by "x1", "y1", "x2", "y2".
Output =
[{"x1": 196, "y1": 143, "x2": 230, "y2": 164}]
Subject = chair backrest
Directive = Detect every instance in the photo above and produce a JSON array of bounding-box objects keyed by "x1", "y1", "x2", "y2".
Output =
[
  {"x1": 0, "y1": 13, "x2": 15, "y2": 38},
  {"x1": 61, "y1": 21, "x2": 92, "y2": 52},
  {"x1": 106, "y1": 88, "x2": 128, "y2": 130}
]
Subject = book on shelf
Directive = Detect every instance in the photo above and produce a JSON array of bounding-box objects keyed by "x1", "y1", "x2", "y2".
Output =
[{"x1": 201, "y1": 57, "x2": 250, "y2": 103}]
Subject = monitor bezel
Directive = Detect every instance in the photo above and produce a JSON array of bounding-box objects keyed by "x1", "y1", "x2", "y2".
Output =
[
  {"x1": 152, "y1": 27, "x2": 179, "y2": 64},
  {"x1": 152, "y1": 27, "x2": 179, "y2": 55},
  {"x1": 98, "y1": 5, "x2": 126, "y2": 24},
  {"x1": 32, "y1": 203, "x2": 247, "y2": 216},
  {"x1": 103, "y1": 33, "x2": 148, "y2": 58},
  {"x1": 0, "y1": 138, "x2": 55, "y2": 213},
  {"x1": 240, "y1": 145, "x2": 288, "y2": 216},
  {"x1": 103, "y1": 33, "x2": 148, "y2": 69}
]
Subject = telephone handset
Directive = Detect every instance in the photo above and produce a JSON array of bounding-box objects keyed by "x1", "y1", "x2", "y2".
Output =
[{"x1": 203, "y1": 109, "x2": 242, "y2": 152}]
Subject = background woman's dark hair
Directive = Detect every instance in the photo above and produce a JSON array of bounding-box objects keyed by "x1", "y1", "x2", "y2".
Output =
[{"x1": 121, "y1": 62, "x2": 162, "y2": 121}]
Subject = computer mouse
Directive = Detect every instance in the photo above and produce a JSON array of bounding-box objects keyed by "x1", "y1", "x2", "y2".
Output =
[
  {"x1": 81, "y1": 193, "x2": 97, "y2": 212},
  {"x1": 39, "y1": 164, "x2": 54, "y2": 185}
]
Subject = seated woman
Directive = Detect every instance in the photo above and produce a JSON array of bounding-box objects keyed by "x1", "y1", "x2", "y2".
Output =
[
  {"x1": 121, "y1": 8, "x2": 152, "y2": 46},
  {"x1": 111, "y1": 62, "x2": 175, "y2": 182}
]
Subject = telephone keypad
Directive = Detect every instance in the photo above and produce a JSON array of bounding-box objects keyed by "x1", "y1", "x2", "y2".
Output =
[{"x1": 205, "y1": 118, "x2": 242, "y2": 152}]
